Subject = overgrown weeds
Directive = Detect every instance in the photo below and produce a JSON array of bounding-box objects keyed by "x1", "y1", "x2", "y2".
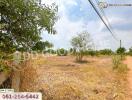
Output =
[{"x1": 112, "y1": 55, "x2": 128, "y2": 73}]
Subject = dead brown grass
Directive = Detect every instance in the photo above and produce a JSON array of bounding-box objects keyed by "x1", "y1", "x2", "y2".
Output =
[{"x1": 20, "y1": 56, "x2": 132, "y2": 100}]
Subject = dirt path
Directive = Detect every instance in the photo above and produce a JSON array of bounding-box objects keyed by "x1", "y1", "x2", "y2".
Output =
[{"x1": 124, "y1": 56, "x2": 132, "y2": 93}]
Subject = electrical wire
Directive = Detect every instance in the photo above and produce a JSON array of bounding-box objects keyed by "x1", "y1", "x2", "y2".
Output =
[
  {"x1": 87, "y1": 0, "x2": 119, "y2": 41},
  {"x1": 95, "y1": 0, "x2": 119, "y2": 40}
]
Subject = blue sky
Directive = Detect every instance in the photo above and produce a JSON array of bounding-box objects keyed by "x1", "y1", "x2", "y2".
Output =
[{"x1": 42, "y1": 0, "x2": 132, "y2": 50}]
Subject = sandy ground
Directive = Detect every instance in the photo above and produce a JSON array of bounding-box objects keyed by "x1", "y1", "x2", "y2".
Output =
[
  {"x1": 20, "y1": 56, "x2": 131, "y2": 100},
  {"x1": 124, "y1": 56, "x2": 132, "y2": 94}
]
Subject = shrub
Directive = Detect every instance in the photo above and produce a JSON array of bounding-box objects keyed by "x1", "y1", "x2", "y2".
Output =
[
  {"x1": 129, "y1": 47, "x2": 132, "y2": 56},
  {"x1": 112, "y1": 55, "x2": 128, "y2": 73},
  {"x1": 86, "y1": 50, "x2": 97, "y2": 56},
  {"x1": 112, "y1": 55, "x2": 121, "y2": 69},
  {"x1": 99, "y1": 49, "x2": 113, "y2": 55},
  {"x1": 46, "y1": 49, "x2": 56, "y2": 54},
  {"x1": 57, "y1": 48, "x2": 68, "y2": 56}
]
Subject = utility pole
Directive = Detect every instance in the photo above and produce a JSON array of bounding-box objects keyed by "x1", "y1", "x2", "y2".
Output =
[
  {"x1": 120, "y1": 40, "x2": 122, "y2": 48},
  {"x1": 97, "y1": 1, "x2": 130, "y2": 57}
]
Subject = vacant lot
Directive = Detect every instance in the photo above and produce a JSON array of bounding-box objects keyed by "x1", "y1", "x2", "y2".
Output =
[{"x1": 20, "y1": 56, "x2": 132, "y2": 100}]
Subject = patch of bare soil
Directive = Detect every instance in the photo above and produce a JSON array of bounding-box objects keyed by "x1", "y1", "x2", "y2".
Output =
[{"x1": 124, "y1": 56, "x2": 132, "y2": 94}]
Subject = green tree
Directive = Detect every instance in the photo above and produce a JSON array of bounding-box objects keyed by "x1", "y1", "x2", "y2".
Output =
[
  {"x1": 46, "y1": 49, "x2": 56, "y2": 54},
  {"x1": 71, "y1": 31, "x2": 93, "y2": 62},
  {"x1": 116, "y1": 47, "x2": 126, "y2": 54},
  {"x1": 99, "y1": 49, "x2": 113, "y2": 55},
  {"x1": 0, "y1": 0, "x2": 57, "y2": 53},
  {"x1": 86, "y1": 50, "x2": 97, "y2": 56},
  {"x1": 116, "y1": 47, "x2": 126, "y2": 60},
  {"x1": 0, "y1": 0, "x2": 57, "y2": 73},
  {"x1": 129, "y1": 47, "x2": 132, "y2": 56},
  {"x1": 32, "y1": 41, "x2": 53, "y2": 51},
  {"x1": 57, "y1": 48, "x2": 68, "y2": 56}
]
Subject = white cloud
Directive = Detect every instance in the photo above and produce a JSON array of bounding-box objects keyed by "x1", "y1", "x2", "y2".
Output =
[
  {"x1": 42, "y1": 0, "x2": 132, "y2": 50},
  {"x1": 42, "y1": 0, "x2": 84, "y2": 49}
]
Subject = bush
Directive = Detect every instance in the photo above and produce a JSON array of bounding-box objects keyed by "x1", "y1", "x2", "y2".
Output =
[
  {"x1": 129, "y1": 47, "x2": 132, "y2": 56},
  {"x1": 99, "y1": 49, "x2": 113, "y2": 55},
  {"x1": 112, "y1": 55, "x2": 121, "y2": 69},
  {"x1": 112, "y1": 55, "x2": 128, "y2": 73},
  {"x1": 57, "y1": 48, "x2": 68, "y2": 56},
  {"x1": 86, "y1": 50, "x2": 97, "y2": 56},
  {"x1": 46, "y1": 49, "x2": 56, "y2": 54}
]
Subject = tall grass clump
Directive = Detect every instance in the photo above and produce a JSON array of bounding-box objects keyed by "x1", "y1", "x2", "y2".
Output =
[
  {"x1": 112, "y1": 55, "x2": 128, "y2": 73},
  {"x1": 112, "y1": 55, "x2": 121, "y2": 69}
]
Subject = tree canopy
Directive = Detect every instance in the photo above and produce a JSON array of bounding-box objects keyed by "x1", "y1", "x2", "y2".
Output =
[
  {"x1": 71, "y1": 31, "x2": 93, "y2": 52},
  {"x1": 32, "y1": 41, "x2": 53, "y2": 51},
  {"x1": 0, "y1": 0, "x2": 58, "y2": 53},
  {"x1": 116, "y1": 47, "x2": 126, "y2": 54},
  {"x1": 71, "y1": 31, "x2": 93, "y2": 61}
]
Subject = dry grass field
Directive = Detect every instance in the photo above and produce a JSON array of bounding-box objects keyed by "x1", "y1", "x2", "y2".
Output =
[{"x1": 20, "y1": 56, "x2": 132, "y2": 100}]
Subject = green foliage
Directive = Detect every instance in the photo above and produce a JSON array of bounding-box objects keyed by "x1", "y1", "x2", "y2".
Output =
[
  {"x1": 57, "y1": 48, "x2": 68, "y2": 56},
  {"x1": 46, "y1": 49, "x2": 56, "y2": 54},
  {"x1": 116, "y1": 47, "x2": 126, "y2": 55},
  {"x1": 0, "y1": 52, "x2": 11, "y2": 73},
  {"x1": 0, "y1": 0, "x2": 57, "y2": 53},
  {"x1": 0, "y1": 0, "x2": 57, "y2": 74},
  {"x1": 69, "y1": 48, "x2": 76, "y2": 55},
  {"x1": 116, "y1": 47, "x2": 126, "y2": 60},
  {"x1": 32, "y1": 41, "x2": 53, "y2": 51},
  {"x1": 0, "y1": 61, "x2": 10, "y2": 73},
  {"x1": 99, "y1": 49, "x2": 113, "y2": 55},
  {"x1": 71, "y1": 31, "x2": 93, "y2": 61},
  {"x1": 129, "y1": 47, "x2": 132, "y2": 56},
  {"x1": 89, "y1": 50, "x2": 98, "y2": 56},
  {"x1": 81, "y1": 50, "x2": 97, "y2": 56}
]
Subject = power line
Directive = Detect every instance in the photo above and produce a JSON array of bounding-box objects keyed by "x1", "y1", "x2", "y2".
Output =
[
  {"x1": 87, "y1": 0, "x2": 119, "y2": 41},
  {"x1": 95, "y1": 0, "x2": 118, "y2": 38},
  {"x1": 95, "y1": 0, "x2": 112, "y2": 26},
  {"x1": 90, "y1": 0, "x2": 119, "y2": 41}
]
